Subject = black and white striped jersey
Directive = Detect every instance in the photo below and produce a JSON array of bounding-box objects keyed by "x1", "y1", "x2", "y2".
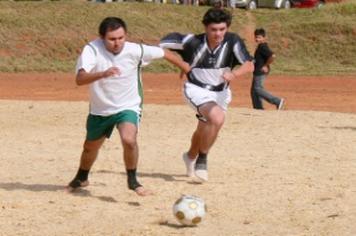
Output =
[{"x1": 160, "y1": 32, "x2": 253, "y2": 86}]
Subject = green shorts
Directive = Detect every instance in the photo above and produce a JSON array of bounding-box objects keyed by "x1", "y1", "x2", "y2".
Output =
[{"x1": 86, "y1": 110, "x2": 140, "y2": 141}]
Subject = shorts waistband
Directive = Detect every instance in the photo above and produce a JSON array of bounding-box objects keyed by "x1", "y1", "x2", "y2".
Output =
[{"x1": 187, "y1": 72, "x2": 228, "y2": 92}]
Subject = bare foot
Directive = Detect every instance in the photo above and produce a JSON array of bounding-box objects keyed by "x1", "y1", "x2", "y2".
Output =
[
  {"x1": 134, "y1": 186, "x2": 153, "y2": 196},
  {"x1": 65, "y1": 180, "x2": 89, "y2": 193}
]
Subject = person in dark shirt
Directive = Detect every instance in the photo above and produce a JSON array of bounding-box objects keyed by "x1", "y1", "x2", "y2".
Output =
[{"x1": 251, "y1": 28, "x2": 284, "y2": 110}]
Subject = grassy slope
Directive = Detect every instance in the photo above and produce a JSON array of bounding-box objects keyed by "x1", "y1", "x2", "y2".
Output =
[
  {"x1": 0, "y1": 0, "x2": 355, "y2": 75},
  {"x1": 254, "y1": 2, "x2": 356, "y2": 75}
]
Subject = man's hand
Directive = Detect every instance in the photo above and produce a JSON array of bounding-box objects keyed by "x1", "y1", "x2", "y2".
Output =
[
  {"x1": 261, "y1": 66, "x2": 269, "y2": 73},
  {"x1": 103, "y1": 67, "x2": 121, "y2": 78},
  {"x1": 222, "y1": 71, "x2": 236, "y2": 82},
  {"x1": 221, "y1": 61, "x2": 254, "y2": 84},
  {"x1": 181, "y1": 62, "x2": 191, "y2": 75},
  {"x1": 76, "y1": 67, "x2": 121, "y2": 86},
  {"x1": 163, "y1": 49, "x2": 191, "y2": 79},
  {"x1": 179, "y1": 62, "x2": 191, "y2": 79}
]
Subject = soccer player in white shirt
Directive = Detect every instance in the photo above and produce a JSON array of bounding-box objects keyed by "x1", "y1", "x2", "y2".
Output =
[{"x1": 67, "y1": 17, "x2": 190, "y2": 196}]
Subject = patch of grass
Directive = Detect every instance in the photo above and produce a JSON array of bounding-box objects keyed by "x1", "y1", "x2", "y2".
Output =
[{"x1": 0, "y1": 1, "x2": 355, "y2": 75}]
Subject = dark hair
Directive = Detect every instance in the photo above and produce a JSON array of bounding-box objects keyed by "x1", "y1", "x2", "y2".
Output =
[
  {"x1": 202, "y1": 8, "x2": 232, "y2": 27},
  {"x1": 99, "y1": 17, "x2": 127, "y2": 37},
  {"x1": 254, "y1": 28, "x2": 266, "y2": 37}
]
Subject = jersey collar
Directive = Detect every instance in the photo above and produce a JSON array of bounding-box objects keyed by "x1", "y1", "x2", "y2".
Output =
[{"x1": 204, "y1": 35, "x2": 222, "y2": 55}]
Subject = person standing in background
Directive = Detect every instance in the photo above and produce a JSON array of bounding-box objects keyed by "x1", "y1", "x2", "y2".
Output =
[{"x1": 251, "y1": 28, "x2": 284, "y2": 110}]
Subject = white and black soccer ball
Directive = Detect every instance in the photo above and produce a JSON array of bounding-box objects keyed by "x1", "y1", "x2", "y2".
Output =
[{"x1": 172, "y1": 195, "x2": 207, "y2": 226}]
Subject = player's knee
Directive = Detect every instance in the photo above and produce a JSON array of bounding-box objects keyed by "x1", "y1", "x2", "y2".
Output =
[
  {"x1": 209, "y1": 112, "x2": 225, "y2": 128},
  {"x1": 255, "y1": 87, "x2": 264, "y2": 94},
  {"x1": 83, "y1": 141, "x2": 101, "y2": 153},
  {"x1": 121, "y1": 135, "x2": 137, "y2": 150}
]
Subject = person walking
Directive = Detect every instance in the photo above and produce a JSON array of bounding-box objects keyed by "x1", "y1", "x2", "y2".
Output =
[{"x1": 251, "y1": 28, "x2": 284, "y2": 110}]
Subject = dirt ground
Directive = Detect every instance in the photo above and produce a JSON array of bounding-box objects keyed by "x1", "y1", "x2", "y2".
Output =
[
  {"x1": 0, "y1": 73, "x2": 356, "y2": 236},
  {"x1": 0, "y1": 73, "x2": 356, "y2": 113}
]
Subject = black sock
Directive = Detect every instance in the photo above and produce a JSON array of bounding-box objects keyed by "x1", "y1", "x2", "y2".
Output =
[
  {"x1": 195, "y1": 152, "x2": 207, "y2": 170},
  {"x1": 126, "y1": 169, "x2": 142, "y2": 190},
  {"x1": 74, "y1": 168, "x2": 90, "y2": 182}
]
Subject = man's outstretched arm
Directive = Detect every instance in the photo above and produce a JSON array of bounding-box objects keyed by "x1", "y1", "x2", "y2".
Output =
[
  {"x1": 223, "y1": 61, "x2": 254, "y2": 82},
  {"x1": 163, "y1": 49, "x2": 191, "y2": 75}
]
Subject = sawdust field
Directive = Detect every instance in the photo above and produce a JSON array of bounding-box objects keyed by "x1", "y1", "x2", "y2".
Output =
[{"x1": 0, "y1": 96, "x2": 355, "y2": 235}]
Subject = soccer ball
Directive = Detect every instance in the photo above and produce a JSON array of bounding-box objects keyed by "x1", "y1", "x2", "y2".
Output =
[{"x1": 172, "y1": 195, "x2": 207, "y2": 226}]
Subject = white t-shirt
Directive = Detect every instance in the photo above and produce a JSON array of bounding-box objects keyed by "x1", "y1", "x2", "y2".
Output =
[{"x1": 76, "y1": 39, "x2": 164, "y2": 116}]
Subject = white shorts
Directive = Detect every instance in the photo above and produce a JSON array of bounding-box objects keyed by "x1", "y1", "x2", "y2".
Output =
[{"x1": 183, "y1": 82, "x2": 232, "y2": 113}]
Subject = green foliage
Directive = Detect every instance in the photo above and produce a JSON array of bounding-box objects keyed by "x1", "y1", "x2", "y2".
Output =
[
  {"x1": 0, "y1": 0, "x2": 355, "y2": 75},
  {"x1": 253, "y1": 2, "x2": 356, "y2": 75}
]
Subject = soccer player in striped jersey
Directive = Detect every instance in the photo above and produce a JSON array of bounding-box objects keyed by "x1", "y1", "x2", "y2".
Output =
[{"x1": 160, "y1": 8, "x2": 254, "y2": 181}]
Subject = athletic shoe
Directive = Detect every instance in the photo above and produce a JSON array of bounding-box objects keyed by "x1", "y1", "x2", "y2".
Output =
[
  {"x1": 183, "y1": 153, "x2": 196, "y2": 177},
  {"x1": 195, "y1": 159, "x2": 208, "y2": 182},
  {"x1": 277, "y1": 98, "x2": 285, "y2": 110},
  {"x1": 66, "y1": 179, "x2": 89, "y2": 192},
  {"x1": 195, "y1": 169, "x2": 208, "y2": 182}
]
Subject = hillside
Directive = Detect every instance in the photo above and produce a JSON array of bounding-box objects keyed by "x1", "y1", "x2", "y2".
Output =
[{"x1": 0, "y1": 0, "x2": 355, "y2": 75}]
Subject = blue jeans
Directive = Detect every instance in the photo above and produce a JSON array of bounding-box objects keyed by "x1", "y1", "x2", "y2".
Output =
[{"x1": 251, "y1": 74, "x2": 281, "y2": 110}]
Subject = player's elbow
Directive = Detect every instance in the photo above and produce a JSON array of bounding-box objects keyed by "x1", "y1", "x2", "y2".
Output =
[{"x1": 75, "y1": 70, "x2": 87, "y2": 86}]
